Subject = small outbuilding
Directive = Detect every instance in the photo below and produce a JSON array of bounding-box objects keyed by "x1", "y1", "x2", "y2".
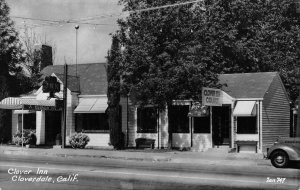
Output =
[{"x1": 121, "y1": 72, "x2": 291, "y2": 153}]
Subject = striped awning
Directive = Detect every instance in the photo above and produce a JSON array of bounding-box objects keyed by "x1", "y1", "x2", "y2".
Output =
[
  {"x1": 74, "y1": 97, "x2": 108, "y2": 113},
  {"x1": 0, "y1": 97, "x2": 59, "y2": 110},
  {"x1": 0, "y1": 98, "x2": 23, "y2": 109}
]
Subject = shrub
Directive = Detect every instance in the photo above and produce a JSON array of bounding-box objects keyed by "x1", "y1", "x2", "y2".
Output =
[
  {"x1": 69, "y1": 133, "x2": 90, "y2": 149},
  {"x1": 12, "y1": 129, "x2": 36, "y2": 146}
]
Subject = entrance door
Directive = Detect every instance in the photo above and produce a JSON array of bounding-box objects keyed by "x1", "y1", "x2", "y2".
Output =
[
  {"x1": 45, "y1": 111, "x2": 62, "y2": 145},
  {"x1": 212, "y1": 106, "x2": 230, "y2": 146}
]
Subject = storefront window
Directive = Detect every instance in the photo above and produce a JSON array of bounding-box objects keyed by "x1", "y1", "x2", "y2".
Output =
[
  {"x1": 19, "y1": 113, "x2": 36, "y2": 130},
  {"x1": 75, "y1": 113, "x2": 109, "y2": 132},
  {"x1": 137, "y1": 107, "x2": 158, "y2": 133},
  {"x1": 169, "y1": 105, "x2": 189, "y2": 133},
  {"x1": 237, "y1": 116, "x2": 257, "y2": 134},
  {"x1": 194, "y1": 116, "x2": 210, "y2": 133}
]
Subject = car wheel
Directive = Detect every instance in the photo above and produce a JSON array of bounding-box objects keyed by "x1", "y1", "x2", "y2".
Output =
[{"x1": 270, "y1": 150, "x2": 289, "y2": 168}]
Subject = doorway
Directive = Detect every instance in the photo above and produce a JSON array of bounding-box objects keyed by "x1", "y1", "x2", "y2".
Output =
[
  {"x1": 45, "y1": 111, "x2": 62, "y2": 145},
  {"x1": 212, "y1": 106, "x2": 231, "y2": 146}
]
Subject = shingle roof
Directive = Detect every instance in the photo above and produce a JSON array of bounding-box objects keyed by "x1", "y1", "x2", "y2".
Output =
[
  {"x1": 41, "y1": 63, "x2": 107, "y2": 95},
  {"x1": 219, "y1": 72, "x2": 278, "y2": 99}
]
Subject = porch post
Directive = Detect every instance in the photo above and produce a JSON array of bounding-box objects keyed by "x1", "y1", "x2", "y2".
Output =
[
  {"x1": 259, "y1": 100, "x2": 263, "y2": 152},
  {"x1": 231, "y1": 103, "x2": 234, "y2": 148},
  {"x1": 21, "y1": 109, "x2": 24, "y2": 149},
  {"x1": 210, "y1": 106, "x2": 213, "y2": 148},
  {"x1": 36, "y1": 110, "x2": 45, "y2": 145}
]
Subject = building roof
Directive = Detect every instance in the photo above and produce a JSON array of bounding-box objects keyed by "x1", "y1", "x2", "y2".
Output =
[
  {"x1": 54, "y1": 74, "x2": 80, "y2": 93},
  {"x1": 219, "y1": 72, "x2": 278, "y2": 99},
  {"x1": 41, "y1": 63, "x2": 107, "y2": 95}
]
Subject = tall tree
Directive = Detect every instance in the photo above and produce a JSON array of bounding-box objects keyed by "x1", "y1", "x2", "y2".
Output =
[
  {"x1": 114, "y1": 0, "x2": 300, "y2": 104},
  {"x1": 107, "y1": 34, "x2": 123, "y2": 149},
  {"x1": 116, "y1": 0, "x2": 219, "y2": 109},
  {"x1": 0, "y1": 0, "x2": 25, "y2": 143}
]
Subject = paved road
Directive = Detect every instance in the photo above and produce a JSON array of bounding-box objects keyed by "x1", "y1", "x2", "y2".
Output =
[{"x1": 0, "y1": 154, "x2": 299, "y2": 190}]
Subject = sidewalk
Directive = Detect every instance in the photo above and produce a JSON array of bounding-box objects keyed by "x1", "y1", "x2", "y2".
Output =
[{"x1": 0, "y1": 145, "x2": 270, "y2": 167}]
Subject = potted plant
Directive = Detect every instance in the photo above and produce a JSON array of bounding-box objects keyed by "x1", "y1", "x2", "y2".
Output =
[{"x1": 12, "y1": 129, "x2": 36, "y2": 148}]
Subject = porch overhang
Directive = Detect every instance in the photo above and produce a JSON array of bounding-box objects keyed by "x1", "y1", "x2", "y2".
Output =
[
  {"x1": 74, "y1": 97, "x2": 108, "y2": 113},
  {"x1": 0, "y1": 97, "x2": 63, "y2": 111},
  {"x1": 233, "y1": 101, "x2": 256, "y2": 116}
]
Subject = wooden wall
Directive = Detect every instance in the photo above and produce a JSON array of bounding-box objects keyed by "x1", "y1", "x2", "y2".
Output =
[{"x1": 262, "y1": 74, "x2": 290, "y2": 151}]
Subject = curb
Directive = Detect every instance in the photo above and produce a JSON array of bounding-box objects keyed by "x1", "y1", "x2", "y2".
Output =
[
  {"x1": 3, "y1": 150, "x2": 29, "y2": 156},
  {"x1": 1, "y1": 149, "x2": 173, "y2": 163},
  {"x1": 1, "y1": 147, "x2": 267, "y2": 167}
]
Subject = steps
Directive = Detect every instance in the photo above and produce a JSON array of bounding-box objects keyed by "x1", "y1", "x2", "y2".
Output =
[{"x1": 207, "y1": 145, "x2": 234, "y2": 153}]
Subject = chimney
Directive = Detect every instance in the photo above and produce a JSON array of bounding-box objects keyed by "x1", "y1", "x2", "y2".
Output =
[{"x1": 34, "y1": 44, "x2": 53, "y2": 71}]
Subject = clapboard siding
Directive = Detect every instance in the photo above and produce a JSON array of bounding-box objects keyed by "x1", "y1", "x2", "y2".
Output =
[{"x1": 262, "y1": 74, "x2": 290, "y2": 151}]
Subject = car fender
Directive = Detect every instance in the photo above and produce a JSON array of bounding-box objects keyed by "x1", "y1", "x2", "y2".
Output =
[{"x1": 267, "y1": 145, "x2": 300, "y2": 161}]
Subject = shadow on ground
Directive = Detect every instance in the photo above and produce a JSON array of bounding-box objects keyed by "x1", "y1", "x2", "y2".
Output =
[{"x1": 288, "y1": 161, "x2": 300, "y2": 169}]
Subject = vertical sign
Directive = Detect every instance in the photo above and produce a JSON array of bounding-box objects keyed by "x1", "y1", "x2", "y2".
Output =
[{"x1": 202, "y1": 87, "x2": 223, "y2": 106}]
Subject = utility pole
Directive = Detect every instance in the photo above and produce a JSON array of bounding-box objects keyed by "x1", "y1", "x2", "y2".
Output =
[
  {"x1": 294, "y1": 0, "x2": 300, "y2": 137},
  {"x1": 75, "y1": 25, "x2": 79, "y2": 77},
  {"x1": 62, "y1": 63, "x2": 68, "y2": 148}
]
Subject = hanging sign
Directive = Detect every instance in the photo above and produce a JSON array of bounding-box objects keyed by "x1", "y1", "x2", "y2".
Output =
[
  {"x1": 42, "y1": 76, "x2": 60, "y2": 98},
  {"x1": 188, "y1": 102, "x2": 209, "y2": 117},
  {"x1": 202, "y1": 87, "x2": 222, "y2": 106}
]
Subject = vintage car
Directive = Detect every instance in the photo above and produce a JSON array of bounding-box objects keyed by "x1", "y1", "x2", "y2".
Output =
[{"x1": 267, "y1": 137, "x2": 300, "y2": 168}]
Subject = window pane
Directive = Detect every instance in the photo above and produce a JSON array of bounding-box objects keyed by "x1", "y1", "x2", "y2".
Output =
[
  {"x1": 76, "y1": 113, "x2": 109, "y2": 132},
  {"x1": 237, "y1": 117, "x2": 257, "y2": 134},
  {"x1": 24, "y1": 113, "x2": 36, "y2": 130},
  {"x1": 137, "y1": 107, "x2": 157, "y2": 133},
  {"x1": 194, "y1": 116, "x2": 210, "y2": 133},
  {"x1": 169, "y1": 105, "x2": 189, "y2": 133}
]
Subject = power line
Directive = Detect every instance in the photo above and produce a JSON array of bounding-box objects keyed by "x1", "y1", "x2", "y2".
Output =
[
  {"x1": 128, "y1": 0, "x2": 204, "y2": 14},
  {"x1": 12, "y1": 16, "x2": 114, "y2": 26},
  {"x1": 50, "y1": 0, "x2": 204, "y2": 23},
  {"x1": 67, "y1": 12, "x2": 123, "y2": 23},
  {"x1": 11, "y1": 0, "x2": 205, "y2": 29}
]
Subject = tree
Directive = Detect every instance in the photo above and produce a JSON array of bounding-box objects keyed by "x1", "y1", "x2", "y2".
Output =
[
  {"x1": 106, "y1": 34, "x2": 123, "y2": 149},
  {"x1": 203, "y1": 0, "x2": 300, "y2": 103},
  {"x1": 0, "y1": 0, "x2": 25, "y2": 143},
  {"x1": 116, "y1": 0, "x2": 220, "y2": 109},
  {"x1": 20, "y1": 27, "x2": 57, "y2": 90},
  {"x1": 115, "y1": 0, "x2": 300, "y2": 105}
]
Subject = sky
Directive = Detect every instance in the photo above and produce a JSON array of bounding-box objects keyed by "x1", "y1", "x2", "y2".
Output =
[{"x1": 6, "y1": 0, "x2": 124, "y2": 65}]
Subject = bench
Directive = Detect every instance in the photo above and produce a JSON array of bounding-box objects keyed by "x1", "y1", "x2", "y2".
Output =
[
  {"x1": 135, "y1": 138, "x2": 155, "y2": 149},
  {"x1": 236, "y1": 140, "x2": 258, "y2": 153}
]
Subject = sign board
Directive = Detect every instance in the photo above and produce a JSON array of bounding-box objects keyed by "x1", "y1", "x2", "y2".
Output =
[
  {"x1": 23, "y1": 100, "x2": 64, "y2": 111},
  {"x1": 202, "y1": 87, "x2": 222, "y2": 106},
  {"x1": 23, "y1": 105, "x2": 61, "y2": 111}
]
